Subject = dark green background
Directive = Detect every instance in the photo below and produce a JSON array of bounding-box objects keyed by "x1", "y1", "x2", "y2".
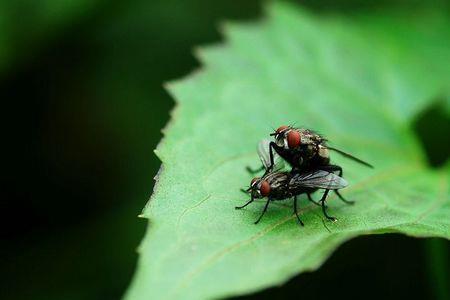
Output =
[{"x1": 1, "y1": 1, "x2": 448, "y2": 299}]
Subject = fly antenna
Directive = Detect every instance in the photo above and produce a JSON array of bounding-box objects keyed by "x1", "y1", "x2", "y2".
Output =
[
  {"x1": 240, "y1": 187, "x2": 251, "y2": 193},
  {"x1": 327, "y1": 147, "x2": 374, "y2": 168},
  {"x1": 269, "y1": 125, "x2": 277, "y2": 136}
]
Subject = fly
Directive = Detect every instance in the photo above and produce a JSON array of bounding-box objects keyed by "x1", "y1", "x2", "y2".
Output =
[
  {"x1": 267, "y1": 125, "x2": 373, "y2": 175},
  {"x1": 236, "y1": 140, "x2": 349, "y2": 225}
]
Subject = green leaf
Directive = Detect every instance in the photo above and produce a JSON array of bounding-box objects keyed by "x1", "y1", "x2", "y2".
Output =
[{"x1": 126, "y1": 3, "x2": 450, "y2": 299}]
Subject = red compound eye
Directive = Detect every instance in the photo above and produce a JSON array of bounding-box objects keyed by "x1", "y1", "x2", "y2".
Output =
[
  {"x1": 276, "y1": 125, "x2": 289, "y2": 134},
  {"x1": 259, "y1": 180, "x2": 271, "y2": 197},
  {"x1": 251, "y1": 178, "x2": 259, "y2": 186},
  {"x1": 287, "y1": 130, "x2": 301, "y2": 149}
]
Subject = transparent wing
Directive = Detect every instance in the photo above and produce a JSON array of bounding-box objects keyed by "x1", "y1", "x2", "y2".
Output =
[
  {"x1": 289, "y1": 170, "x2": 348, "y2": 190},
  {"x1": 257, "y1": 139, "x2": 284, "y2": 171}
]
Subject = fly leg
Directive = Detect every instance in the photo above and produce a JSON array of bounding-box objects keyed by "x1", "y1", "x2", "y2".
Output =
[
  {"x1": 335, "y1": 190, "x2": 354, "y2": 205},
  {"x1": 318, "y1": 164, "x2": 354, "y2": 205},
  {"x1": 327, "y1": 146, "x2": 373, "y2": 168},
  {"x1": 294, "y1": 195, "x2": 304, "y2": 226},
  {"x1": 329, "y1": 165, "x2": 354, "y2": 205},
  {"x1": 307, "y1": 193, "x2": 322, "y2": 207},
  {"x1": 254, "y1": 197, "x2": 271, "y2": 224},
  {"x1": 320, "y1": 189, "x2": 337, "y2": 222},
  {"x1": 235, "y1": 195, "x2": 254, "y2": 209},
  {"x1": 319, "y1": 164, "x2": 343, "y2": 176},
  {"x1": 245, "y1": 165, "x2": 265, "y2": 174},
  {"x1": 268, "y1": 142, "x2": 279, "y2": 171}
]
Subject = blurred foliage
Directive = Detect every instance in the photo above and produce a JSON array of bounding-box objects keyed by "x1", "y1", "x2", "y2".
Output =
[
  {"x1": 1, "y1": 1, "x2": 260, "y2": 299},
  {"x1": 0, "y1": 0, "x2": 103, "y2": 73},
  {"x1": 1, "y1": 0, "x2": 448, "y2": 300}
]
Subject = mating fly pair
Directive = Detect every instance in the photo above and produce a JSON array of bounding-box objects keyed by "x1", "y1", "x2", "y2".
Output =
[{"x1": 236, "y1": 126, "x2": 373, "y2": 225}]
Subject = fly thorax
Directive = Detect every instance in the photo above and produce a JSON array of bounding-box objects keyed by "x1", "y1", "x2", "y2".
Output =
[
  {"x1": 300, "y1": 130, "x2": 315, "y2": 145},
  {"x1": 266, "y1": 173, "x2": 288, "y2": 189},
  {"x1": 300, "y1": 135, "x2": 313, "y2": 145}
]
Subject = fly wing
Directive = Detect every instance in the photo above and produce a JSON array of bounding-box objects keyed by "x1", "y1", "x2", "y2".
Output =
[
  {"x1": 257, "y1": 139, "x2": 284, "y2": 171},
  {"x1": 289, "y1": 170, "x2": 348, "y2": 190}
]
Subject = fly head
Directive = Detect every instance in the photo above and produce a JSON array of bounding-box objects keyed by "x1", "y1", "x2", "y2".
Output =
[
  {"x1": 250, "y1": 177, "x2": 271, "y2": 198},
  {"x1": 271, "y1": 125, "x2": 302, "y2": 149}
]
